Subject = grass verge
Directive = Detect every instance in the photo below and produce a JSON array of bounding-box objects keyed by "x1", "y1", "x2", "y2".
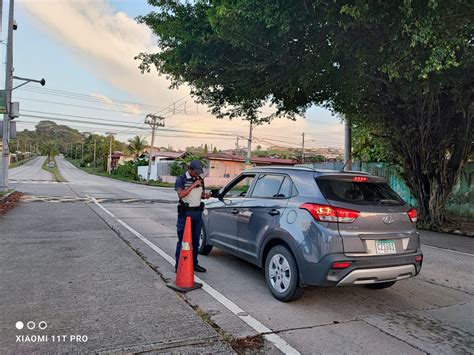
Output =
[
  {"x1": 0, "y1": 189, "x2": 14, "y2": 198},
  {"x1": 42, "y1": 157, "x2": 66, "y2": 182}
]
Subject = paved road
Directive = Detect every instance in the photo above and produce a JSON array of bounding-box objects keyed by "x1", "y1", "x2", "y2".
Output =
[
  {"x1": 9, "y1": 156, "x2": 53, "y2": 181},
  {"x1": 56, "y1": 156, "x2": 177, "y2": 201},
  {"x1": 7, "y1": 160, "x2": 474, "y2": 354}
]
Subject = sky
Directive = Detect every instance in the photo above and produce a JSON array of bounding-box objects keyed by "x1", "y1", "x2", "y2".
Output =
[{"x1": 7, "y1": 0, "x2": 344, "y2": 151}]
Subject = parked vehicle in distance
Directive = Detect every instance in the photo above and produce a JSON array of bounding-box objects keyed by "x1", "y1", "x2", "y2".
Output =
[{"x1": 200, "y1": 166, "x2": 423, "y2": 301}]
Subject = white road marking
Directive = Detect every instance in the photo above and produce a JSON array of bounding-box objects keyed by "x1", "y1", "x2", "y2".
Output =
[
  {"x1": 422, "y1": 244, "x2": 473, "y2": 257},
  {"x1": 89, "y1": 196, "x2": 300, "y2": 355}
]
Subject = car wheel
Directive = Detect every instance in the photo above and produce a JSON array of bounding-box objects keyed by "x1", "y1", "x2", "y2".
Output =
[
  {"x1": 198, "y1": 226, "x2": 213, "y2": 255},
  {"x1": 265, "y1": 245, "x2": 304, "y2": 302},
  {"x1": 365, "y1": 281, "x2": 397, "y2": 289}
]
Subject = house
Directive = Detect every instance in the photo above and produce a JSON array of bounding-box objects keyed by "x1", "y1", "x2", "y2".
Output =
[
  {"x1": 137, "y1": 151, "x2": 188, "y2": 180},
  {"x1": 206, "y1": 153, "x2": 297, "y2": 179},
  {"x1": 151, "y1": 151, "x2": 188, "y2": 161}
]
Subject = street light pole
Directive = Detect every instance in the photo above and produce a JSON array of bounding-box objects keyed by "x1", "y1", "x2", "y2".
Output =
[
  {"x1": 145, "y1": 114, "x2": 165, "y2": 182},
  {"x1": 0, "y1": 0, "x2": 14, "y2": 192}
]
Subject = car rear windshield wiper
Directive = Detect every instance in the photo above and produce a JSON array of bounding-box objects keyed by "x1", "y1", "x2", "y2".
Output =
[{"x1": 377, "y1": 199, "x2": 402, "y2": 205}]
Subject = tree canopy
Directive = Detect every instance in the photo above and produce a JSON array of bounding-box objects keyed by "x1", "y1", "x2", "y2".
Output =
[{"x1": 138, "y1": 0, "x2": 473, "y2": 227}]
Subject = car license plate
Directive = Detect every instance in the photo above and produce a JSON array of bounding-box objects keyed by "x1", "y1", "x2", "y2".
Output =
[{"x1": 375, "y1": 240, "x2": 396, "y2": 254}]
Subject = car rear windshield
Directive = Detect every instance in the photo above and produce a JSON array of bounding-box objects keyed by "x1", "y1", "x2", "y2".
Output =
[{"x1": 316, "y1": 178, "x2": 405, "y2": 206}]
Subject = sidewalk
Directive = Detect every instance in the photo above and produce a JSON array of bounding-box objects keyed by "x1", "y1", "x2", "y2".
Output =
[
  {"x1": 419, "y1": 230, "x2": 473, "y2": 254},
  {"x1": 0, "y1": 199, "x2": 233, "y2": 353}
]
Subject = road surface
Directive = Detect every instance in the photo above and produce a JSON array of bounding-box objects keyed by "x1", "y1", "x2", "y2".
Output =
[
  {"x1": 3, "y1": 158, "x2": 472, "y2": 354},
  {"x1": 9, "y1": 156, "x2": 53, "y2": 181}
]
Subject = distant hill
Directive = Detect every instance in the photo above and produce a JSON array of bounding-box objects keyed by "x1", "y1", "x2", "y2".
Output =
[{"x1": 11, "y1": 120, "x2": 84, "y2": 153}]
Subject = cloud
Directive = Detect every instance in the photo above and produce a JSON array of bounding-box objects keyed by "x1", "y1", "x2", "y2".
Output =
[
  {"x1": 90, "y1": 92, "x2": 113, "y2": 105},
  {"x1": 18, "y1": 0, "x2": 343, "y2": 150},
  {"x1": 19, "y1": 0, "x2": 189, "y2": 105},
  {"x1": 124, "y1": 104, "x2": 141, "y2": 116}
]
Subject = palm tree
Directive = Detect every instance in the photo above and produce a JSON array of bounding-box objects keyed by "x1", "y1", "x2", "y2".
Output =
[
  {"x1": 127, "y1": 136, "x2": 148, "y2": 160},
  {"x1": 40, "y1": 142, "x2": 58, "y2": 162}
]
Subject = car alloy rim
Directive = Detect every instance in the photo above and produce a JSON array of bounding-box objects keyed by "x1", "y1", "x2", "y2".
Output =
[
  {"x1": 268, "y1": 253, "x2": 291, "y2": 293},
  {"x1": 199, "y1": 228, "x2": 204, "y2": 248}
]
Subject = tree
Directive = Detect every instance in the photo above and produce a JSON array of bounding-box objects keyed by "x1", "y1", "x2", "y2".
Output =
[
  {"x1": 137, "y1": 0, "x2": 473, "y2": 228},
  {"x1": 127, "y1": 135, "x2": 148, "y2": 160},
  {"x1": 170, "y1": 154, "x2": 207, "y2": 176},
  {"x1": 40, "y1": 142, "x2": 58, "y2": 162},
  {"x1": 352, "y1": 123, "x2": 394, "y2": 163},
  {"x1": 203, "y1": 143, "x2": 209, "y2": 154}
]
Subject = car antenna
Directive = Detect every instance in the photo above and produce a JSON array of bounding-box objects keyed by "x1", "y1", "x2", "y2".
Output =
[{"x1": 340, "y1": 158, "x2": 352, "y2": 172}]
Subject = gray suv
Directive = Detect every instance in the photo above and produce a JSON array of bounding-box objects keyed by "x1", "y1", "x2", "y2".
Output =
[{"x1": 200, "y1": 167, "x2": 423, "y2": 302}]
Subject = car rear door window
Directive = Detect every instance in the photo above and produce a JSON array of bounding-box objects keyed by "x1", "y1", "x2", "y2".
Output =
[
  {"x1": 251, "y1": 175, "x2": 287, "y2": 198},
  {"x1": 317, "y1": 178, "x2": 405, "y2": 206}
]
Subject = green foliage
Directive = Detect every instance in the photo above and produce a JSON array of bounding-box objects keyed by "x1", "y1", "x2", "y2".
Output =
[
  {"x1": 170, "y1": 154, "x2": 207, "y2": 176},
  {"x1": 40, "y1": 141, "x2": 59, "y2": 161},
  {"x1": 305, "y1": 155, "x2": 326, "y2": 163},
  {"x1": 138, "y1": 0, "x2": 473, "y2": 227},
  {"x1": 127, "y1": 135, "x2": 148, "y2": 159},
  {"x1": 112, "y1": 161, "x2": 137, "y2": 180},
  {"x1": 351, "y1": 123, "x2": 395, "y2": 163}
]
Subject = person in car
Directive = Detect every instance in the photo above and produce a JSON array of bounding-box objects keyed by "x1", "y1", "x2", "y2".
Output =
[{"x1": 174, "y1": 160, "x2": 210, "y2": 273}]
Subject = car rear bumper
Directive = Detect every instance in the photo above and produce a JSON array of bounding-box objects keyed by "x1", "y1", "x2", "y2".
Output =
[
  {"x1": 335, "y1": 264, "x2": 416, "y2": 285},
  {"x1": 298, "y1": 251, "x2": 423, "y2": 287}
]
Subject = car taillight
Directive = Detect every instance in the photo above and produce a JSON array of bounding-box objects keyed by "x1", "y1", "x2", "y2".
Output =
[
  {"x1": 352, "y1": 176, "x2": 368, "y2": 182},
  {"x1": 415, "y1": 255, "x2": 423, "y2": 262},
  {"x1": 407, "y1": 208, "x2": 417, "y2": 223},
  {"x1": 331, "y1": 261, "x2": 352, "y2": 269},
  {"x1": 299, "y1": 203, "x2": 359, "y2": 223}
]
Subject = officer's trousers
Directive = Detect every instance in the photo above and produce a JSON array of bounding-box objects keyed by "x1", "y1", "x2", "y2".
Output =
[{"x1": 175, "y1": 210, "x2": 202, "y2": 267}]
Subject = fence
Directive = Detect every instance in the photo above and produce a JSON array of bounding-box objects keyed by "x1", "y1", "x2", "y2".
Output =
[
  {"x1": 303, "y1": 161, "x2": 473, "y2": 219},
  {"x1": 137, "y1": 161, "x2": 174, "y2": 180}
]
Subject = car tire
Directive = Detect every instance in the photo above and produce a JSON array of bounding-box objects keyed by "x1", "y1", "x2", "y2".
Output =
[
  {"x1": 265, "y1": 245, "x2": 304, "y2": 302},
  {"x1": 365, "y1": 281, "x2": 397, "y2": 289},
  {"x1": 198, "y1": 226, "x2": 213, "y2": 255}
]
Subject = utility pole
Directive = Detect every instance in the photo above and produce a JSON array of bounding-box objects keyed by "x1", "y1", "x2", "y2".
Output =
[
  {"x1": 235, "y1": 136, "x2": 239, "y2": 153},
  {"x1": 245, "y1": 121, "x2": 253, "y2": 165},
  {"x1": 344, "y1": 117, "x2": 352, "y2": 171},
  {"x1": 93, "y1": 138, "x2": 97, "y2": 168},
  {"x1": 0, "y1": 0, "x2": 14, "y2": 191},
  {"x1": 301, "y1": 132, "x2": 305, "y2": 164},
  {"x1": 105, "y1": 132, "x2": 116, "y2": 174},
  {"x1": 145, "y1": 114, "x2": 165, "y2": 182}
]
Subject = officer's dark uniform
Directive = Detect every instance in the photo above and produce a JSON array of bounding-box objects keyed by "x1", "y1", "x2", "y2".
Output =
[{"x1": 174, "y1": 170, "x2": 205, "y2": 269}]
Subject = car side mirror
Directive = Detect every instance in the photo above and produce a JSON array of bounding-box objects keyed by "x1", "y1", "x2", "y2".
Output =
[{"x1": 210, "y1": 189, "x2": 221, "y2": 199}]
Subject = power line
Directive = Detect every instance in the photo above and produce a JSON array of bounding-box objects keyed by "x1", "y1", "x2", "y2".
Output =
[{"x1": 13, "y1": 96, "x2": 190, "y2": 116}]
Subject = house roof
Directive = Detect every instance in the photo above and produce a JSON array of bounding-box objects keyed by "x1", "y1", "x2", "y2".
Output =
[
  {"x1": 206, "y1": 153, "x2": 296, "y2": 165},
  {"x1": 151, "y1": 151, "x2": 187, "y2": 159}
]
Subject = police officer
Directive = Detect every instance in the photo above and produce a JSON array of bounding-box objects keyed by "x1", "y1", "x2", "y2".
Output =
[{"x1": 175, "y1": 160, "x2": 210, "y2": 273}]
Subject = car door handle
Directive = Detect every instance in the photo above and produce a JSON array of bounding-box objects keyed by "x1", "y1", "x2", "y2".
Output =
[
  {"x1": 231, "y1": 209, "x2": 239, "y2": 214},
  {"x1": 268, "y1": 209, "x2": 280, "y2": 216}
]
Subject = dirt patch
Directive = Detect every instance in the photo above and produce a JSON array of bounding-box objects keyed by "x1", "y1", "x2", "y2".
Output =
[
  {"x1": 0, "y1": 191, "x2": 24, "y2": 215},
  {"x1": 230, "y1": 334, "x2": 265, "y2": 354}
]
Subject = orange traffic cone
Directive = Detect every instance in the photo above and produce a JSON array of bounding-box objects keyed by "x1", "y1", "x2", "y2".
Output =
[{"x1": 167, "y1": 216, "x2": 203, "y2": 292}]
